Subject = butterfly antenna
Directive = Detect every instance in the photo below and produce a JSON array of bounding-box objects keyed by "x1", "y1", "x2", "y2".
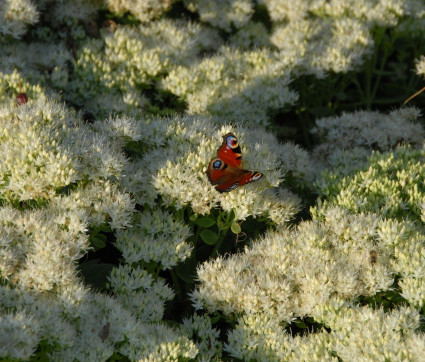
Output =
[{"x1": 404, "y1": 85, "x2": 425, "y2": 105}]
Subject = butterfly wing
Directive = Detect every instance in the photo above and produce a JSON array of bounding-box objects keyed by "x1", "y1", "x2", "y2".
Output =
[
  {"x1": 206, "y1": 133, "x2": 263, "y2": 193},
  {"x1": 217, "y1": 133, "x2": 242, "y2": 168},
  {"x1": 213, "y1": 169, "x2": 263, "y2": 193}
]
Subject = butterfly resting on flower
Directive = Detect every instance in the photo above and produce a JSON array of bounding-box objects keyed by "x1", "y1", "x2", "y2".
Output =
[{"x1": 206, "y1": 133, "x2": 263, "y2": 193}]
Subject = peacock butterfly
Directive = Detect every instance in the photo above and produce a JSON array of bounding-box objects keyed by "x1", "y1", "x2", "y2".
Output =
[{"x1": 206, "y1": 133, "x2": 263, "y2": 193}]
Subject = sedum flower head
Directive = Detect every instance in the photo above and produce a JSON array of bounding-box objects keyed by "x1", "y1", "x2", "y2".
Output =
[
  {"x1": 184, "y1": 0, "x2": 254, "y2": 31},
  {"x1": 317, "y1": 145, "x2": 425, "y2": 223},
  {"x1": 121, "y1": 115, "x2": 309, "y2": 223},
  {"x1": 0, "y1": 205, "x2": 89, "y2": 292},
  {"x1": 228, "y1": 21, "x2": 271, "y2": 49},
  {"x1": 313, "y1": 303, "x2": 425, "y2": 361},
  {"x1": 107, "y1": 0, "x2": 174, "y2": 23},
  {"x1": 0, "y1": 97, "x2": 130, "y2": 202},
  {"x1": 311, "y1": 107, "x2": 424, "y2": 172},
  {"x1": 41, "y1": 0, "x2": 104, "y2": 25},
  {"x1": 182, "y1": 313, "x2": 223, "y2": 361},
  {"x1": 191, "y1": 207, "x2": 394, "y2": 322},
  {"x1": 71, "y1": 19, "x2": 220, "y2": 117},
  {"x1": 225, "y1": 313, "x2": 334, "y2": 361},
  {"x1": 162, "y1": 47, "x2": 298, "y2": 126},
  {"x1": 115, "y1": 209, "x2": 193, "y2": 269},
  {"x1": 107, "y1": 264, "x2": 174, "y2": 322},
  {"x1": 272, "y1": 17, "x2": 373, "y2": 76},
  {"x1": 0, "y1": 0, "x2": 39, "y2": 38},
  {"x1": 0, "y1": 311, "x2": 40, "y2": 360}
]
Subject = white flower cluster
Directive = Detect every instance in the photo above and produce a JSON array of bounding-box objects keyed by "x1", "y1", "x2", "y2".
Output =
[
  {"x1": 0, "y1": 0, "x2": 39, "y2": 38},
  {"x1": 313, "y1": 302, "x2": 425, "y2": 360},
  {"x1": 0, "y1": 98, "x2": 128, "y2": 201},
  {"x1": 263, "y1": 0, "x2": 425, "y2": 27},
  {"x1": 107, "y1": 0, "x2": 174, "y2": 23},
  {"x1": 228, "y1": 21, "x2": 270, "y2": 49},
  {"x1": 182, "y1": 313, "x2": 223, "y2": 361},
  {"x1": 71, "y1": 19, "x2": 220, "y2": 116},
  {"x1": 315, "y1": 146, "x2": 425, "y2": 308},
  {"x1": 37, "y1": 0, "x2": 103, "y2": 25},
  {"x1": 0, "y1": 97, "x2": 204, "y2": 360},
  {"x1": 311, "y1": 106, "x2": 423, "y2": 172},
  {"x1": 415, "y1": 54, "x2": 425, "y2": 76},
  {"x1": 0, "y1": 285, "x2": 198, "y2": 360},
  {"x1": 0, "y1": 311, "x2": 40, "y2": 360},
  {"x1": 0, "y1": 205, "x2": 88, "y2": 292},
  {"x1": 317, "y1": 145, "x2": 425, "y2": 222},
  {"x1": 190, "y1": 207, "x2": 425, "y2": 322},
  {"x1": 115, "y1": 209, "x2": 193, "y2": 269},
  {"x1": 107, "y1": 264, "x2": 174, "y2": 322},
  {"x1": 225, "y1": 313, "x2": 334, "y2": 361},
  {"x1": 271, "y1": 17, "x2": 373, "y2": 76},
  {"x1": 225, "y1": 304, "x2": 425, "y2": 360},
  {"x1": 121, "y1": 114, "x2": 309, "y2": 223},
  {"x1": 162, "y1": 47, "x2": 298, "y2": 126},
  {"x1": 264, "y1": 0, "x2": 425, "y2": 76},
  {"x1": 184, "y1": 0, "x2": 254, "y2": 31}
]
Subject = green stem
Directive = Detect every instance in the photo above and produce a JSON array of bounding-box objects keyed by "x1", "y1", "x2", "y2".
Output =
[
  {"x1": 365, "y1": 27, "x2": 385, "y2": 109},
  {"x1": 370, "y1": 49, "x2": 390, "y2": 103},
  {"x1": 351, "y1": 76, "x2": 366, "y2": 103},
  {"x1": 211, "y1": 226, "x2": 230, "y2": 259},
  {"x1": 211, "y1": 211, "x2": 233, "y2": 258}
]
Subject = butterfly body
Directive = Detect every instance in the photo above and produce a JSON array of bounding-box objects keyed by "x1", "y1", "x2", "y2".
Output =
[{"x1": 206, "y1": 133, "x2": 263, "y2": 193}]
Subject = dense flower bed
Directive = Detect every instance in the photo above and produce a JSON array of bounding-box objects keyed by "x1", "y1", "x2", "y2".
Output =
[{"x1": 1, "y1": 0, "x2": 425, "y2": 360}]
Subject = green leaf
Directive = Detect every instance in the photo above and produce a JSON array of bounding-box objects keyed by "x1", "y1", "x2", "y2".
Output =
[
  {"x1": 78, "y1": 259, "x2": 115, "y2": 290},
  {"x1": 189, "y1": 214, "x2": 198, "y2": 222},
  {"x1": 195, "y1": 217, "x2": 216, "y2": 227},
  {"x1": 231, "y1": 222, "x2": 241, "y2": 234},
  {"x1": 294, "y1": 320, "x2": 307, "y2": 329},
  {"x1": 200, "y1": 229, "x2": 219, "y2": 245},
  {"x1": 90, "y1": 233, "x2": 107, "y2": 249}
]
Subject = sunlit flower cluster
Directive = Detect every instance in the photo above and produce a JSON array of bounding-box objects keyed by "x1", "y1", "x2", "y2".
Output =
[
  {"x1": 162, "y1": 47, "x2": 298, "y2": 126},
  {"x1": 0, "y1": 95, "x2": 203, "y2": 360},
  {"x1": 317, "y1": 145, "x2": 425, "y2": 223},
  {"x1": 71, "y1": 19, "x2": 220, "y2": 116},
  {"x1": 225, "y1": 313, "x2": 334, "y2": 361},
  {"x1": 225, "y1": 304, "x2": 425, "y2": 361},
  {"x1": 0, "y1": 98, "x2": 128, "y2": 201},
  {"x1": 271, "y1": 17, "x2": 373, "y2": 76},
  {"x1": 191, "y1": 207, "x2": 399, "y2": 322},
  {"x1": 121, "y1": 114, "x2": 309, "y2": 223},
  {"x1": 315, "y1": 145, "x2": 425, "y2": 308},
  {"x1": 2, "y1": 0, "x2": 425, "y2": 360},
  {"x1": 263, "y1": 0, "x2": 425, "y2": 27},
  {"x1": 313, "y1": 303, "x2": 425, "y2": 360},
  {"x1": 106, "y1": 0, "x2": 174, "y2": 23}
]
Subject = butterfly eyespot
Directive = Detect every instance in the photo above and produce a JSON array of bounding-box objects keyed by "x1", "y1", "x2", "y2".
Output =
[
  {"x1": 226, "y1": 136, "x2": 239, "y2": 149},
  {"x1": 213, "y1": 160, "x2": 222, "y2": 169},
  {"x1": 251, "y1": 172, "x2": 263, "y2": 181}
]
